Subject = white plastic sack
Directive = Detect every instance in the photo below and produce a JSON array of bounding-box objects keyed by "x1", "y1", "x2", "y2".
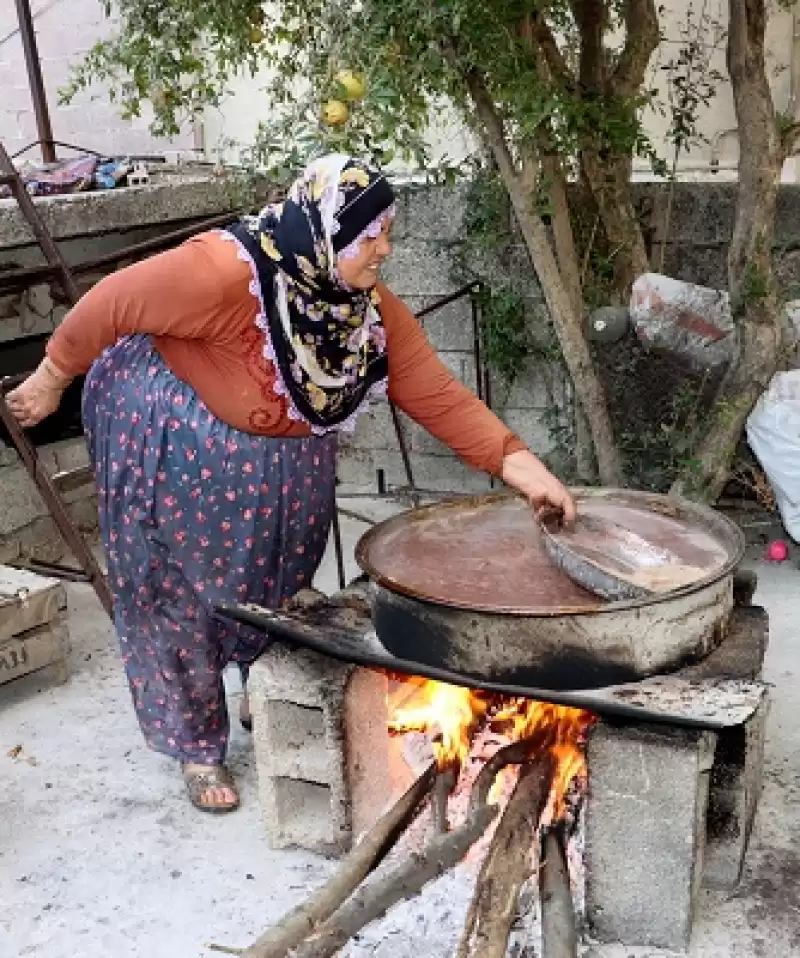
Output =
[{"x1": 746, "y1": 370, "x2": 800, "y2": 541}]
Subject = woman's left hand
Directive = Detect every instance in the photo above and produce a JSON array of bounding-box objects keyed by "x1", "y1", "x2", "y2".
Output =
[{"x1": 501, "y1": 449, "x2": 577, "y2": 525}]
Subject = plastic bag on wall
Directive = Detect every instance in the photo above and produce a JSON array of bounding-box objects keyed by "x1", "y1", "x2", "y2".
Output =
[{"x1": 746, "y1": 370, "x2": 800, "y2": 541}]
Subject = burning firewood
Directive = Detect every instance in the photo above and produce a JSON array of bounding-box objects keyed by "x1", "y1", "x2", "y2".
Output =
[
  {"x1": 241, "y1": 764, "x2": 437, "y2": 958},
  {"x1": 457, "y1": 749, "x2": 557, "y2": 958},
  {"x1": 539, "y1": 825, "x2": 579, "y2": 958}
]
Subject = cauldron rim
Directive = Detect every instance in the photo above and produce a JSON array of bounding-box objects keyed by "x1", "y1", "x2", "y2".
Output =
[{"x1": 354, "y1": 487, "x2": 745, "y2": 617}]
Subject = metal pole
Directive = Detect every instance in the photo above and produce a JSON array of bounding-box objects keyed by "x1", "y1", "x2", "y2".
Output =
[{"x1": 14, "y1": 0, "x2": 56, "y2": 164}]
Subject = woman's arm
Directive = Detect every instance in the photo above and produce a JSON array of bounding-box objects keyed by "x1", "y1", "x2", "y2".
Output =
[
  {"x1": 380, "y1": 284, "x2": 575, "y2": 521},
  {"x1": 7, "y1": 234, "x2": 247, "y2": 428}
]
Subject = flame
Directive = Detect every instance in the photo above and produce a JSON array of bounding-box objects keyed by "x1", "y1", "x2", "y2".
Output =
[
  {"x1": 388, "y1": 680, "x2": 488, "y2": 768},
  {"x1": 388, "y1": 679, "x2": 595, "y2": 821}
]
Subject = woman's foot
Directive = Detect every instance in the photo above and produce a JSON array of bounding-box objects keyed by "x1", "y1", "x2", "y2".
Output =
[
  {"x1": 182, "y1": 763, "x2": 240, "y2": 813},
  {"x1": 240, "y1": 688, "x2": 252, "y2": 732}
]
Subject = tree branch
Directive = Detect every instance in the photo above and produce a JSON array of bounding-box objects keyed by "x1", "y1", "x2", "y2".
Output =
[
  {"x1": 612, "y1": 0, "x2": 661, "y2": 98},
  {"x1": 524, "y1": 12, "x2": 576, "y2": 91}
]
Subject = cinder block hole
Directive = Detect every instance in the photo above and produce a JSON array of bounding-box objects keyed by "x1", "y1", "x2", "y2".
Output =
[
  {"x1": 706, "y1": 724, "x2": 745, "y2": 845},
  {"x1": 273, "y1": 778, "x2": 333, "y2": 843},
  {"x1": 265, "y1": 699, "x2": 329, "y2": 777}
]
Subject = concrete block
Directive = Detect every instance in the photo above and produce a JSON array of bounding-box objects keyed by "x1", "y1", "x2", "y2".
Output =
[
  {"x1": 704, "y1": 694, "x2": 769, "y2": 889},
  {"x1": 501, "y1": 408, "x2": 557, "y2": 456},
  {"x1": 0, "y1": 565, "x2": 67, "y2": 643},
  {"x1": 585, "y1": 721, "x2": 718, "y2": 950},
  {"x1": 410, "y1": 296, "x2": 476, "y2": 352},
  {"x1": 0, "y1": 614, "x2": 69, "y2": 688},
  {"x1": 339, "y1": 401, "x2": 398, "y2": 452},
  {"x1": 248, "y1": 643, "x2": 391, "y2": 857},
  {"x1": 374, "y1": 450, "x2": 494, "y2": 493},
  {"x1": 0, "y1": 462, "x2": 46, "y2": 536}
]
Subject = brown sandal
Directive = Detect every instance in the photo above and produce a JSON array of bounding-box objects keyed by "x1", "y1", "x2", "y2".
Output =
[{"x1": 181, "y1": 763, "x2": 240, "y2": 814}]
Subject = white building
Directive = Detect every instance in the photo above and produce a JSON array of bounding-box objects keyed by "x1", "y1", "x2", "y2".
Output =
[{"x1": 2, "y1": 0, "x2": 800, "y2": 181}]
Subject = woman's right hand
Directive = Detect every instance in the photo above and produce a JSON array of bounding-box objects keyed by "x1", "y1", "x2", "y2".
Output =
[{"x1": 5, "y1": 358, "x2": 72, "y2": 428}]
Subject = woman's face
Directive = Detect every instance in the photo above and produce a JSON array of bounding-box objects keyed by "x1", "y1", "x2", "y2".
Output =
[{"x1": 336, "y1": 215, "x2": 394, "y2": 289}]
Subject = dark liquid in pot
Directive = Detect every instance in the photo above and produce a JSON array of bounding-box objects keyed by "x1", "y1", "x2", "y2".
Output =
[{"x1": 359, "y1": 496, "x2": 729, "y2": 613}]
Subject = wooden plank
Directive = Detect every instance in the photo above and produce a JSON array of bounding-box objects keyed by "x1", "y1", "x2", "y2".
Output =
[
  {"x1": 0, "y1": 565, "x2": 66, "y2": 643},
  {"x1": 0, "y1": 616, "x2": 68, "y2": 687}
]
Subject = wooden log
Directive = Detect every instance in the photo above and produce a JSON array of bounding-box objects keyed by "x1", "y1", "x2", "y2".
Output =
[
  {"x1": 540, "y1": 826, "x2": 578, "y2": 958},
  {"x1": 457, "y1": 751, "x2": 556, "y2": 958},
  {"x1": 432, "y1": 766, "x2": 458, "y2": 833},
  {"x1": 290, "y1": 803, "x2": 499, "y2": 958},
  {"x1": 242, "y1": 764, "x2": 436, "y2": 958}
]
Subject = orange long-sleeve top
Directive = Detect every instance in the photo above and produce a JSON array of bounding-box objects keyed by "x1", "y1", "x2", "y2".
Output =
[{"x1": 46, "y1": 230, "x2": 526, "y2": 476}]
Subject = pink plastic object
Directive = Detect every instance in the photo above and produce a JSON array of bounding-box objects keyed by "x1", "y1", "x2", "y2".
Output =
[{"x1": 765, "y1": 539, "x2": 789, "y2": 562}]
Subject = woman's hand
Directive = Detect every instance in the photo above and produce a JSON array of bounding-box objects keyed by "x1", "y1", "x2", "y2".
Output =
[
  {"x1": 5, "y1": 358, "x2": 72, "y2": 429},
  {"x1": 501, "y1": 449, "x2": 577, "y2": 525}
]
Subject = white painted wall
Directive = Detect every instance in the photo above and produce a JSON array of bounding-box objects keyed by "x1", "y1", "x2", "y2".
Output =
[
  {"x1": 3, "y1": 0, "x2": 800, "y2": 181},
  {"x1": 0, "y1": 0, "x2": 193, "y2": 160}
]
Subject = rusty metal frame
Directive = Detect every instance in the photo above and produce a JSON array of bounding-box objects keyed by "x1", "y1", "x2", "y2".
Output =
[{"x1": 14, "y1": 0, "x2": 56, "y2": 164}]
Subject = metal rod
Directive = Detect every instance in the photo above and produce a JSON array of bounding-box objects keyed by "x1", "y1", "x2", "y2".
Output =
[
  {"x1": 413, "y1": 282, "x2": 482, "y2": 319},
  {"x1": 471, "y1": 288, "x2": 484, "y2": 403},
  {"x1": 0, "y1": 388, "x2": 114, "y2": 617},
  {"x1": 388, "y1": 403, "x2": 417, "y2": 502},
  {"x1": 14, "y1": 0, "x2": 56, "y2": 164}
]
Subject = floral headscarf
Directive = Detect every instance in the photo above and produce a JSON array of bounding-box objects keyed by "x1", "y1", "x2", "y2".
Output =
[{"x1": 224, "y1": 154, "x2": 396, "y2": 431}]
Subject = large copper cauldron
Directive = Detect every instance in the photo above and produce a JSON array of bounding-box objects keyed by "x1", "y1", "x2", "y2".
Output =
[{"x1": 354, "y1": 489, "x2": 745, "y2": 691}]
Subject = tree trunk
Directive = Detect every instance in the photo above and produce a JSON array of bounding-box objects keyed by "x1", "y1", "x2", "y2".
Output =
[
  {"x1": 581, "y1": 150, "x2": 651, "y2": 300},
  {"x1": 543, "y1": 152, "x2": 598, "y2": 483},
  {"x1": 465, "y1": 74, "x2": 624, "y2": 486},
  {"x1": 671, "y1": 0, "x2": 785, "y2": 503}
]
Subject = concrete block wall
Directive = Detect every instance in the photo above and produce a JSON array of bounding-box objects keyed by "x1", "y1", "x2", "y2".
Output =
[
  {"x1": 337, "y1": 183, "x2": 559, "y2": 494},
  {"x1": 0, "y1": 437, "x2": 97, "y2": 564}
]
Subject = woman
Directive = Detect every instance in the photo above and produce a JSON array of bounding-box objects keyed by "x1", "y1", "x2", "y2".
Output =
[{"x1": 7, "y1": 155, "x2": 575, "y2": 814}]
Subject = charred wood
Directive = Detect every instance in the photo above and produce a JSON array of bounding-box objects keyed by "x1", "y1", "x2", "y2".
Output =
[
  {"x1": 242, "y1": 764, "x2": 436, "y2": 958},
  {"x1": 539, "y1": 826, "x2": 578, "y2": 958},
  {"x1": 457, "y1": 751, "x2": 556, "y2": 958}
]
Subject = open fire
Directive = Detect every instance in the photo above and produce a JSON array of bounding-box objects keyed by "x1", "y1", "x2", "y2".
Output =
[{"x1": 388, "y1": 675, "x2": 596, "y2": 824}]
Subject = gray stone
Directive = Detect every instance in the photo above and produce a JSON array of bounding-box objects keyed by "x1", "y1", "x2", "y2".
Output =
[
  {"x1": 26, "y1": 283, "x2": 54, "y2": 318},
  {"x1": 411, "y1": 296, "x2": 476, "y2": 352},
  {"x1": 401, "y1": 183, "x2": 467, "y2": 242},
  {"x1": 248, "y1": 643, "x2": 391, "y2": 857},
  {"x1": 339, "y1": 401, "x2": 398, "y2": 452},
  {"x1": 501, "y1": 408, "x2": 555, "y2": 455},
  {"x1": 0, "y1": 463, "x2": 46, "y2": 537},
  {"x1": 585, "y1": 721, "x2": 718, "y2": 950}
]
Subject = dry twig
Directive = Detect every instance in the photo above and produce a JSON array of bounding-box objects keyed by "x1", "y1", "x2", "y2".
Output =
[{"x1": 539, "y1": 826, "x2": 578, "y2": 958}]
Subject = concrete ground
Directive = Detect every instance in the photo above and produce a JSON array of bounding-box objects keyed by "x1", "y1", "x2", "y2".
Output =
[{"x1": 1, "y1": 498, "x2": 799, "y2": 958}]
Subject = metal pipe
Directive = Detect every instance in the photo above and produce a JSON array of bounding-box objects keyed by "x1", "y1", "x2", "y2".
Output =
[
  {"x1": 331, "y1": 503, "x2": 347, "y2": 591},
  {"x1": 14, "y1": 0, "x2": 56, "y2": 164},
  {"x1": 389, "y1": 403, "x2": 416, "y2": 497}
]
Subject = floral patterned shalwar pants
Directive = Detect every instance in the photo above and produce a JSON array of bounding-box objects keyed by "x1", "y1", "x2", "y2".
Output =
[{"x1": 82, "y1": 335, "x2": 337, "y2": 765}]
